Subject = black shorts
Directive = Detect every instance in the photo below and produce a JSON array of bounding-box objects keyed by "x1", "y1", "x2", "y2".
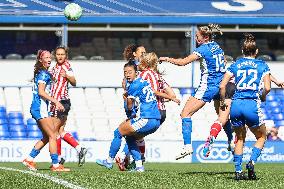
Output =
[
  {"x1": 225, "y1": 82, "x2": 236, "y2": 99},
  {"x1": 51, "y1": 99, "x2": 71, "y2": 119},
  {"x1": 159, "y1": 110, "x2": 166, "y2": 125}
]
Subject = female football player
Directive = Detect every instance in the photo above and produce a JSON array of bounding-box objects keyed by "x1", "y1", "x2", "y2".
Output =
[
  {"x1": 159, "y1": 24, "x2": 227, "y2": 160},
  {"x1": 23, "y1": 50, "x2": 69, "y2": 172},
  {"x1": 220, "y1": 33, "x2": 271, "y2": 180},
  {"x1": 50, "y1": 46, "x2": 87, "y2": 167},
  {"x1": 96, "y1": 61, "x2": 161, "y2": 172}
]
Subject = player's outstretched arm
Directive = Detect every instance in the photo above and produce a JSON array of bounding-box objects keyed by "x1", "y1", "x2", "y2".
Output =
[
  {"x1": 270, "y1": 74, "x2": 284, "y2": 88},
  {"x1": 38, "y1": 83, "x2": 65, "y2": 111},
  {"x1": 260, "y1": 74, "x2": 271, "y2": 102},
  {"x1": 154, "y1": 90, "x2": 180, "y2": 105},
  {"x1": 219, "y1": 73, "x2": 232, "y2": 110},
  {"x1": 159, "y1": 53, "x2": 199, "y2": 66}
]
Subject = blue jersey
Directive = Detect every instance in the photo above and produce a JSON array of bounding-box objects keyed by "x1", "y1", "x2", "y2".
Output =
[
  {"x1": 127, "y1": 77, "x2": 161, "y2": 119},
  {"x1": 30, "y1": 70, "x2": 52, "y2": 120},
  {"x1": 193, "y1": 41, "x2": 226, "y2": 86},
  {"x1": 227, "y1": 57, "x2": 270, "y2": 100}
]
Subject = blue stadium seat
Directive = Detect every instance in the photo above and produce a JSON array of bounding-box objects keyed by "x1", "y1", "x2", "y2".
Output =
[
  {"x1": 272, "y1": 107, "x2": 282, "y2": 114},
  {"x1": 179, "y1": 88, "x2": 195, "y2": 95},
  {"x1": 28, "y1": 131, "x2": 42, "y2": 139},
  {"x1": 27, "y1": 118, "x2": 37, "y2": 125},
  {"x1": 273, "y1": 113, "x2": 284, "y2": 121},
  {"x1": 0, "y1": 106, "x2": 6, "y2": 113},
  {"x1": 8, "y1": 111, "x2": 23, "y2": 119},
  {"x1": 267, "y1": 101, "x2": 279, "y2": 108},
  {"x1": 266, "y1": 95, "x2": 277, "y2": 102},
  {"x1": 27, "y1": 124, "x2": 40, "y2": 132},
  {"x1": 0, "y1": 130, "x2": 9, "y2": 139},
  {"x1": 0, "y1": 124, "x2": 8, "y2": 131},
  {"x1": 9, "y1": 124, "x2": 26, "y2": 132},
  {"x1": 9, "y1": 118, "x2": 24, "y2": 125},
  {"x1": 10, "y1": 131, "x2": 27, "y2": 139},
  {"x1": 262, "y1": 113, "x2": 270, "y2": 120},
  {"x1": 0, "y1": 118, "x2": 8, "y2": 125},
  {"x1": 274, "y1": 120, "x2": 284, "y2": 127},
  {"x1": 275, "y1": 89, "x2": 284, "y2": 96},
  {"x1": 269, "y1": 89, "x2": 276, "y2": 95},
  {"x1": 0, "y1": 111, "x2": 7, "y2": 119}
]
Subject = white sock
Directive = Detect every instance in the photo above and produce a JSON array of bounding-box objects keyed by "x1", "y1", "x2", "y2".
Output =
[
  {"x1": 107, "y1": 157, "x2": 114, "y2": 164},
  {"x1": 26, "y1": 156, "x2": 34, "y2": 161},
  {"x1": 53, "y1": 163, "x2": 59, "y2": 168},
  {"x1": 185, "y1": 144, "x2": 192, "y2": 149},
  {"x1": 135, "y1": 160, "x2": 143, "y2": 168},
  {"x1": 75, "y1": 145, "x2": 82, "y2": 153},
  {"x1": 120, "y1": 152, "x2": 126, "y2": 162}
]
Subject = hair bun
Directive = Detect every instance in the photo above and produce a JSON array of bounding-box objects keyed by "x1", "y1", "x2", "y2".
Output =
[{"x1": 244, "y1": 33, "x2": 255, "y2": 42}]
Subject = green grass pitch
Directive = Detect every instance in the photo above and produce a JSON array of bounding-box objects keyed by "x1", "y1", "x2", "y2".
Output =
[{"x1": 0, "y1": 162, "x2": 283, "y2": 189}]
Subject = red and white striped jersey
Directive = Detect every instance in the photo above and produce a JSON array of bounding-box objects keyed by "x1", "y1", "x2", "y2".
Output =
[
  {"x1": 50, "y1": 61, "x2": 74, "y2": 101},
  {"x1": 139, "y1": 69, "x2": 169, "y2": 110}
]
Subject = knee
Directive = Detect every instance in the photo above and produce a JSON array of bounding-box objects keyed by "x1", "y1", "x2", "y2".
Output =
[
  {"x1": 48, "y1": 132, "x2": 57, "y2": 141},
  {"x1": 180, "y1": 113, "x2": 188, "y2": 119},
  {"x1": 217, "y1": 118, "x2": 227, "y2": 126}
]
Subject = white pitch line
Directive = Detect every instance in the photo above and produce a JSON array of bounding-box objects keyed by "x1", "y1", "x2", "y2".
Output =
[{"x1": 0, "y1": 166, "x2": 86, "y2": 189}]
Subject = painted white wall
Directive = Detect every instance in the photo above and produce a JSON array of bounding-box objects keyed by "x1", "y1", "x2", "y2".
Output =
[{"x1": 0, "y1": 60, "x2": 282, "y2": 88}]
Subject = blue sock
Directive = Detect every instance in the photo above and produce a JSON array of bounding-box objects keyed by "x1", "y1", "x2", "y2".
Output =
[
  {"x1": 234, "y1": 154, "x2": 243, "y2": 172},
  {"x1": 125, "y1": 136, "x2": 141, "y2": 161},
  {"x1": 109, "y1": 128, "x2": 122, "y2": 158},
  {"x1": 122, "y1": 143, "x2": 130, "y2": 156},
  {"x1": 29, "y1": 148, "x2": 40, "y2": 158},
  {"x1": 50, "y1": 153, "x2": 59, "y2": 165},
  {"x1": 224, "y1": 121, "x2": 233, "y2": 142},
  {"x1": 250, "y1": 147, "x2": 262, "y2": 163},
  {"x1": 182, "y1": 118, "x2": 192, "y2": 145}
]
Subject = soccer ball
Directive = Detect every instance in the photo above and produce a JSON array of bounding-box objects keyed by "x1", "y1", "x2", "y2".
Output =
[{"x1": 64, "y1": 3, "x2": 82, "y2": 21}]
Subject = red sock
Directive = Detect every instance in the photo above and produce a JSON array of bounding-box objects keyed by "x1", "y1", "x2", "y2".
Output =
[
  {"x1": 62, "y1": 132, "x2": 79, "y2": 148},
  {"x1": 56, "y1": 136, "x2": 62, "y2": 156},
  {"x1": 136, "y1": 139, "x2": 145, "y2": 155},
  {"x1": 210, "y1": 121, "x2": 222, "y2": 138}
]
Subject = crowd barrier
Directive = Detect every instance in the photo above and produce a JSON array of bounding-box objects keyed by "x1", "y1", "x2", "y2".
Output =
[{"x1": 1, "y1": 140, "x2": 283, "y2": 163}]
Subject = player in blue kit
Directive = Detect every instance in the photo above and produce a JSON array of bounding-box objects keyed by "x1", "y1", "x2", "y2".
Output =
[
  {"x1": 159, "y1": 24, "x2": 228, "y2": 160},
  {"x1": 220, "y1": 33, "x2": 271, "y2": 180},
  {"x1": 96, "y1": 61, "x2": 161, "y2": 172},
  {"x1": 22, "y1": 50, "x2": 69, "y2": 172}
]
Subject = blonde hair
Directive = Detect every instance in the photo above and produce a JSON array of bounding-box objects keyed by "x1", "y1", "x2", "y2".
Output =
[
  {"x1": 139, "y1": 52, "x2": 159, "y2": 72},
  {"x1": 198, "y1": 24, "x2": 223, "y2": 40}
]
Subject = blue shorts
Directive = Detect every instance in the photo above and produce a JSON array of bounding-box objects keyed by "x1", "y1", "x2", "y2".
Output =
[
  {"x1": 130, "y1": 118, "x2": 160, "y2": 136},
  {"x1": 230, "y1": 99, "x2": 264, "y2": 128},
  {"x1": 194, "y1": 84, "x2": 219, "y2": 102},
  {"x1": 30, "y1": 102, "x2": 50, "y2": 121}
]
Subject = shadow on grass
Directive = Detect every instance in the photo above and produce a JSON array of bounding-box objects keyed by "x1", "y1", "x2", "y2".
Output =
[{"x1": 180, "y1": 171, "x2": 234, "y2": 176}]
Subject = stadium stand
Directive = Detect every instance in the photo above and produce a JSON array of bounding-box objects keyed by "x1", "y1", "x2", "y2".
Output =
[
  {"x1": 5, "y1": 53, "x2": 22, "y2": 60},
  {"x1": 0, "y1": 86, "x2": 283, "y2": 141},
  {"x1": 24, "y1": 54, "x2": 37, "y2": 60},
  {"x1": 257, "y1": 55, "x2": 273, "y2": 61}
]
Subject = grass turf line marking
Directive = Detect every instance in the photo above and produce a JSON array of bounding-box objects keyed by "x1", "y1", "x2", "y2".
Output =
[{"x1": 0, "y1": 166, "x2": 85, "y2": 189}]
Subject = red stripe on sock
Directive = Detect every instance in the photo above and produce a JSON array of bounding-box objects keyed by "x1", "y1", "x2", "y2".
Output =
[
  {"x1": 57, "y1": 137, "x2": 61, "y2": 156},
  {"x1": 62, "y1": 132, "x2": 79, "y2": 148},
  {"x1": 210, "y1": 122, "x2": 222, "y2": 138}
]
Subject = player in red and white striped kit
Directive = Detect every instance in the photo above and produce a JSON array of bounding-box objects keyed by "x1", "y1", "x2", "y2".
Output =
[{"x1": 50, "y1": 46, "x2": 87, "y2": 166}]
